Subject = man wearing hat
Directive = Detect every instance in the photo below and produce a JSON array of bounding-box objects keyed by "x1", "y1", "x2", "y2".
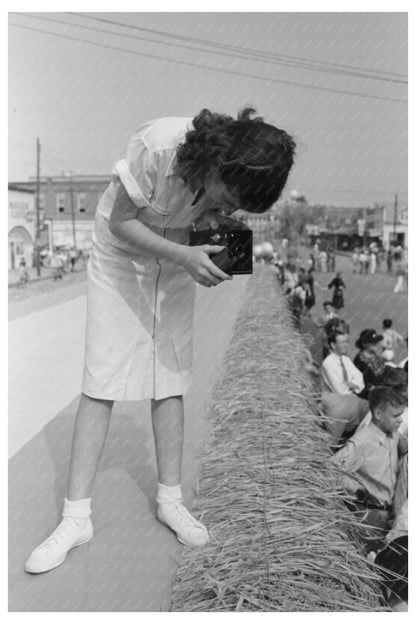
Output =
[{"x1": 353, "y1": 329, "x2": 386, "y2": 400}]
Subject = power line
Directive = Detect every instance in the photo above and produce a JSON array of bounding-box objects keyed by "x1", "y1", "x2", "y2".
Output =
[
  {"x1": 17, "y1": 12, "x2": 407, "y2": 86},
  {"x1": 300, "y1": 188, "x2": 408, "y2": 195},
  {"x1": 68, "y1": 11, "x2": 407, "y2": 82},
  {"x1": 9, "y1": 21, "x2": 408, "y2": 104}
]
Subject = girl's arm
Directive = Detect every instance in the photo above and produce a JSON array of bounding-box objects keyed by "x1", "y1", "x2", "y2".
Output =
[{"x1": 109, "y1": 183, "x2": 231, "y2": 287}]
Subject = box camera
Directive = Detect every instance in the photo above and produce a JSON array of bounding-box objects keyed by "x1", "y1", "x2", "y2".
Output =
[{"x1": 189, "y1": 213, "x2": 253, "y2": 275}]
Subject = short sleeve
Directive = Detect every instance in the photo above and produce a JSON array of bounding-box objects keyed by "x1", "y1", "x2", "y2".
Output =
[
  {"x1": 331, "y1": 439, "x2": 363, "y2": 473},
  {"x1": 112, "y1": 135, "x2": 156, "y2": 210}
]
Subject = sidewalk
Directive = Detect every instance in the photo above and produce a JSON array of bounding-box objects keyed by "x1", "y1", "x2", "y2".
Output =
[
  {"x1": 9, "y1": 266, "x2": 55, "y2": 285},
  {"x1": 9, "y1": 258, "x2": 89, "y2": 286},
  {"x1": 8, "y1": 264, "x2": 88, "y2": 305}
]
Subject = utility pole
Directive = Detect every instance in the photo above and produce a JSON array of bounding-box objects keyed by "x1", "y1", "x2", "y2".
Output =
[
  {"x1": 363, "y1": 206, "x2": 367, "y2": 249},
  {"x1": 69, "y1": 174, "x2": 77, "y2": 248},
  {"x1": 393, "y1": 192, "x2": 398, "y2": 245},
  {"x1": 35, "y1": 137, "x2": 41, "y2": 276},
  {"x1": 64, "y1": 171, "x2": 77, "y2": 248}
]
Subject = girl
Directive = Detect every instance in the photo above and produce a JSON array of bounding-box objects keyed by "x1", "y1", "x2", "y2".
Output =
[{"x1": 25, "y1": 108, "x2": 296, "y2": 574}]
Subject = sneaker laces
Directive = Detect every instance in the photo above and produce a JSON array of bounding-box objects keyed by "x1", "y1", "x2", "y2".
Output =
[
  {"x1": 163, "y1": 501, "x2": 205, "y2": 533},
  {"x1": 39, "y1": 516, "x2": 82, "y2": 550}
]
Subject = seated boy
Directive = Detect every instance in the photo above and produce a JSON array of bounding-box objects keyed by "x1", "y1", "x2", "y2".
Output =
[
  {"x1": 331, "y1": 385, "x2": 407, "y2": 550},
  {"x1": 314, "y1": 301, "x2": 338, "y2": 329}
]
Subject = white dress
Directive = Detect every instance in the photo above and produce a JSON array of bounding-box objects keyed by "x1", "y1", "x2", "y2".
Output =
[{"x1": 82, "y1": 117, "x2": 207, "y2": 401}]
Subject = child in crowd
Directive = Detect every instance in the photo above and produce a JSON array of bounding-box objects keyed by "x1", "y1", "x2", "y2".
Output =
[
  {"x1": 331, "y1": 385, "x2": 407, "y2": 550},
  {"x1": 353, "y1": 329, "x2": 386, "y2": 399},
  {"x1": 381, "y1": 319, "x2": 405, "y2": 363},
  {"x1": 18, "y1": 257, "x2": 29, "y2": 286}
]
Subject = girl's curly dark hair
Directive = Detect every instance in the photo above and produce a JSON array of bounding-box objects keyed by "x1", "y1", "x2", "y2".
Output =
[{"x1": 175, "y1": 107, "x2": 296, "y2": 213}]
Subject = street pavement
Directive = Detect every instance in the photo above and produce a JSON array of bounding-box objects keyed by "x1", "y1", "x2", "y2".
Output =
[
  {"x1": 8, "y1": 265, "x2": 88, "y2": 307},
  {"x1": 8, "y1": 272, "x2": 250, "y2": 612}
]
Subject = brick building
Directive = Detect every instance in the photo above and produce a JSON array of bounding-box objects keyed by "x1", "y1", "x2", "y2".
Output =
[{"x1": 8, "y1": 175, "x2": 111, "y2": 250}]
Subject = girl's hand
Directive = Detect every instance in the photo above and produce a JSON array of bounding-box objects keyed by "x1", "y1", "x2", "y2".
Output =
[
  {"x1": 181, "y1": 245, "x2": 233, "y2": 287},
  {"x1": 193, "y1": 210, "x2": 222, "y2": 231}
]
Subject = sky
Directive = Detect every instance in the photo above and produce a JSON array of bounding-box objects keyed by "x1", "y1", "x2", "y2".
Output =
[{"x1": 8, "y1": 10, "x2": 408, "y2": 208}]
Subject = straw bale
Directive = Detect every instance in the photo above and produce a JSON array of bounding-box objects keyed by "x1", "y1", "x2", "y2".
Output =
[{"x1": 169, "y1": 265, "x2": 386, "y2": 612}]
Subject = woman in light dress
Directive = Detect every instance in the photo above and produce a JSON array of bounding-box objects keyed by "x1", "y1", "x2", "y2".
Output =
[{"x1": 25, "y1": 108, "x2": 296, "y2": 573}]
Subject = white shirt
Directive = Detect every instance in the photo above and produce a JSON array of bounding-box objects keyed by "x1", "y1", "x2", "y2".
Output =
[
  {"x1": 382, "y1": 328, "x2": 404, "y2": 351},
  {"x1": 284, "y1": 271, "x2": 298, "y2": 291},
  {"x1": 321, "y1": 352, "x2": 364, "y2": 395}
]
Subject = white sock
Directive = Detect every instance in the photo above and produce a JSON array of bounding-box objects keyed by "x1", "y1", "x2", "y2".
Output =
[
  {"x1": 156, "y1": 483, "x2": 182, "y2": 505},
  {"x1": 62, "y1": 497, "x2": 91, "y2": 519}
]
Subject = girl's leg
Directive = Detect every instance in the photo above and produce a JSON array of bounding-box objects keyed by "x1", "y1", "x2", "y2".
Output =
[
  {"x1": 151, "y1": 395, "x2": 184, "y2": 486},
  {"x1": 151, "y1": 395, "x2": 209, "y2": 547},
  {"x1": 68, "y1": 393, "x2": 113, "y2": 500},
  {"x1": 25, "y1": 393, "x2": 113, "y2": 574}
]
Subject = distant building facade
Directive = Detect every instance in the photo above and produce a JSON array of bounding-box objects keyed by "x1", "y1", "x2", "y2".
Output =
[
  {"x1": 8, "y1": 174, "x2": 111, "y2": 250},
  {"x1": 8, "y1": 185, "x2": 36, "y2": 269},
  {"x1": 305, "y1": 202, "x2": 408, "y2": 251},
  {"x1": 8, "y1": 177, "x2": 408, "y2": 256},
  {"x1": 239, "y1": 211, "x2": 280, "y2": 244},
  {"x1": 382, "y1": 204, "x2": 408, "y2": 249}
]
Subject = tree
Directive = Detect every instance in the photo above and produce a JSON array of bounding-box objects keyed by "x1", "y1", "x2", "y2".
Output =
[{"x1": 278, "y1": 201, "x2": 310, "y2": 241}]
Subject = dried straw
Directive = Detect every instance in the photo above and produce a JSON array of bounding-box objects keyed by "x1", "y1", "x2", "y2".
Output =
[{"x1": 169, "y1": 265, "x2": 386, "y2": 612}]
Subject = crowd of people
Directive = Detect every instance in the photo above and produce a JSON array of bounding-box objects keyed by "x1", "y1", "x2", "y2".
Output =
[
  {"x1": 303, "y1": 238, "x2": 408, "y2": 292},
  {"x1": 354, "y1": 242, "x2": 406, "y2": 272},
  {"x1": 309, "y1": 244, "x2": 337, "y2": 273},
  {"x1": 350, "y1": 242, "x2": 408, "y2": 294},
  {"x1": 272, "y1": 254, "x2": 346, "y2": 329},
  {"x1": 324, "y1": 321, "x2": 408, "y2": 611},
  {"x1": 41, "y1": 246, "x2": 89, "y2": 279},
  {"x1": 318, "y1": 315, "x2": 407, "y2": 608},
  {"x1": 13, "y1": 246, "x2": 91, "y2": 287},
  {"x1": 272, "y1": 247, "x2": 408, "y2": 610}
]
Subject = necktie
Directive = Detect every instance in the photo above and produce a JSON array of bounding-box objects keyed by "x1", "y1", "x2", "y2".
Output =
[{"x1": 340, "y1": 356, "x2": 349, "y2": 384}]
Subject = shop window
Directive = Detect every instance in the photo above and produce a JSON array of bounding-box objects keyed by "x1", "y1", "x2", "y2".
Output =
[
  {"x1": 77, "y1": 193, "x2": 87, "y2": 213},
  {"x1": 56, "y1": 193, "x2": 65, "y2": 213}
]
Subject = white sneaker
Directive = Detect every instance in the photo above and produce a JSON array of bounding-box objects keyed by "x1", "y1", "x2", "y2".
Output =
[
  {"x1": 24, "y1": 516, "x2": 93, "y2": 574},
  {"x1": 157, "y1": 501, "x2": 209, "y2": 547}
]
